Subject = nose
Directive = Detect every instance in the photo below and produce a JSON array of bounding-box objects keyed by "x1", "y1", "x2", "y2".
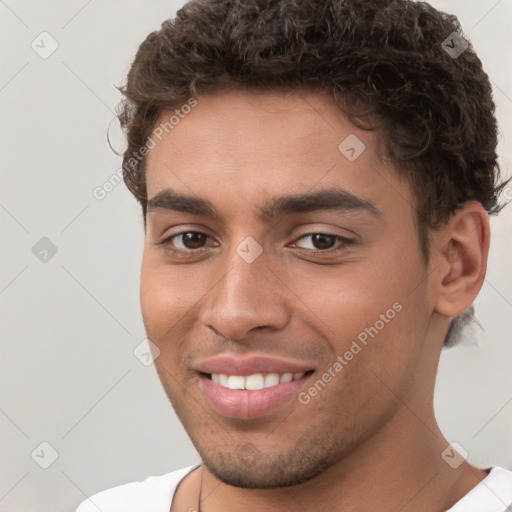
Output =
[{"x1": 200, "y1": 247, "x2": 290, "y2": 342}]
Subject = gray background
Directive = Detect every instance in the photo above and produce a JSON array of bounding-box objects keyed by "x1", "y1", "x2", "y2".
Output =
[{"x1": 0, "y1": 1, "x2": 511, "y2": 511}]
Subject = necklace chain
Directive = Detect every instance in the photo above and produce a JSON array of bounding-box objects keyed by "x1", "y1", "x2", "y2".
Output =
[{"x1": 197, "y1": 464, "x2": 204, "y2": 512}]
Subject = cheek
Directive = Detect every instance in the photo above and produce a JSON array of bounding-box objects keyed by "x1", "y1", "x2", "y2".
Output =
[
  {"x1": 290, "y1": 245, "x2": 426, "y2": 372},
  {"x1": 290, "y1": 264, "x2": 405, "y2": 338},
  {"x1": 139, "y1": 255, "x2": 197, "y2": 343}
]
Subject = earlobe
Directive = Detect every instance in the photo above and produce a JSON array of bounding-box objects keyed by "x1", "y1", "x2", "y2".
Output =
[{"x1": 434, "y1": 201, "x2": 490, "y2": 317}]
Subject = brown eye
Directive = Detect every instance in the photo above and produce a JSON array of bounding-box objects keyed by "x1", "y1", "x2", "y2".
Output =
[
  {"x1": 293, "y1": 233, "x2": 352, "y2": 252},
  {"x1": 159, "y1": 231, "x2": 214, "y2": 253},
  {"x1": 309, "y1": 234, "x2": 337, "y2": 250},
  {"x1": 177, "y1": 232, "x2": 208, "y2": 249}
]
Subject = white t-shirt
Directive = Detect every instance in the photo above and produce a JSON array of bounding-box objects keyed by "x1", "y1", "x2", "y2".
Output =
[{"x1": 76, "y1": 465, "x2": 512, "y2": 512}]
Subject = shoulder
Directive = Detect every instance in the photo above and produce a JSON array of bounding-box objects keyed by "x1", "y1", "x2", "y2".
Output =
[
  {"x1": 75, "y1": 465, "x2": 199, "y2": 512},
  {"x1": 447, "y1": 466, "x2": 512, "y2": 511}
]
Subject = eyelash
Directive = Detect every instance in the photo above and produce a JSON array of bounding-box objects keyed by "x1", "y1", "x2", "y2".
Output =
[{"x1": 157, "y1": 231, "x2": 355, "y2": 256}]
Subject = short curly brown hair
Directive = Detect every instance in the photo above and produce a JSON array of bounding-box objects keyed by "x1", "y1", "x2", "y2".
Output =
[{"x1": 116, "y1": 0, "x2": 509, "y2": 344}]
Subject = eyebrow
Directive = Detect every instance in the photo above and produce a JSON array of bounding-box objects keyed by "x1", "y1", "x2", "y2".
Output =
[{"x1": 146, "y1": 187, "x2": 381, "y2": 221}]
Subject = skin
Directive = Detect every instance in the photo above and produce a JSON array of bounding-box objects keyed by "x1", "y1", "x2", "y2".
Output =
[{"x1": 140, "y1": 86, "x2": 490, "y2": 512}]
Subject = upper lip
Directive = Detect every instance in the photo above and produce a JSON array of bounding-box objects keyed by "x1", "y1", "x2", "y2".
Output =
[{"x1": 195, "y1": 355, "x2": 315, "y2": 376}]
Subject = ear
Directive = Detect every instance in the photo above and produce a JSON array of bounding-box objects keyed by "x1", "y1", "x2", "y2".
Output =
[{"x1": 433, "y1": 201, "x2": 490, "y2": 317}]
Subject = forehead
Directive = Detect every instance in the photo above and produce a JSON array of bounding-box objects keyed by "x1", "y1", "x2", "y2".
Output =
[{"x1": 144, "y1": 87, "x2": 412, "y2": 219}]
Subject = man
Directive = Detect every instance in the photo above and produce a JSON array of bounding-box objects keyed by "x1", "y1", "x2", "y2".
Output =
[{"x1": 77, "y1": 0, "x2": 511, "y2": 510}]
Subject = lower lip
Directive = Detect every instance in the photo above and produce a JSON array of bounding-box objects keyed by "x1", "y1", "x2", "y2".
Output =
[{"x1": 200, "y1": 374, "x2": 311, "y2": 419}]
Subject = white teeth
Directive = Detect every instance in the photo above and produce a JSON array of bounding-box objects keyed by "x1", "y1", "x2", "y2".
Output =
[
  {"x1": 210, "y1": 371, "x2": 307, "y2": 390},
  {"x1": 264, "y1": 373, "x2": 280, "y2": 388},
  {"x1": 219, "y1": 374, "x2": 229, "y2": 387},
  {"x1": 245, "y1": 373, "x2": 265, "y2": 390},
  {"x1": 279, "y1": 373, "x2": 293, "y2": 383},
  {"x1": 227, "y1": 375, "x2": 245, "y2": 390}
]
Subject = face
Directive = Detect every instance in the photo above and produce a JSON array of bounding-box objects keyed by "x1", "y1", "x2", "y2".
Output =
[{"x1": 141, "y1": 87, "x2": 438, "y2": 489}]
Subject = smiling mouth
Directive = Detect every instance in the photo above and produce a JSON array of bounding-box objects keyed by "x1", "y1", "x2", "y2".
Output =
[
  {"x1": 202, "y1": 370, "x2": 315, "y2": 390},
  {"x1": 198, "y1": 369, "x2": 316, "y2": 419}
]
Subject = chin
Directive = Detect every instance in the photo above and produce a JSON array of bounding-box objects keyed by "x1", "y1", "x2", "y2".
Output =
[
  {"x1": 204, "y1": 457, "x2": 332, "y2": 489},
  {"x1": 191, "y1": 433, "x2": 342, "y2": 489}
]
